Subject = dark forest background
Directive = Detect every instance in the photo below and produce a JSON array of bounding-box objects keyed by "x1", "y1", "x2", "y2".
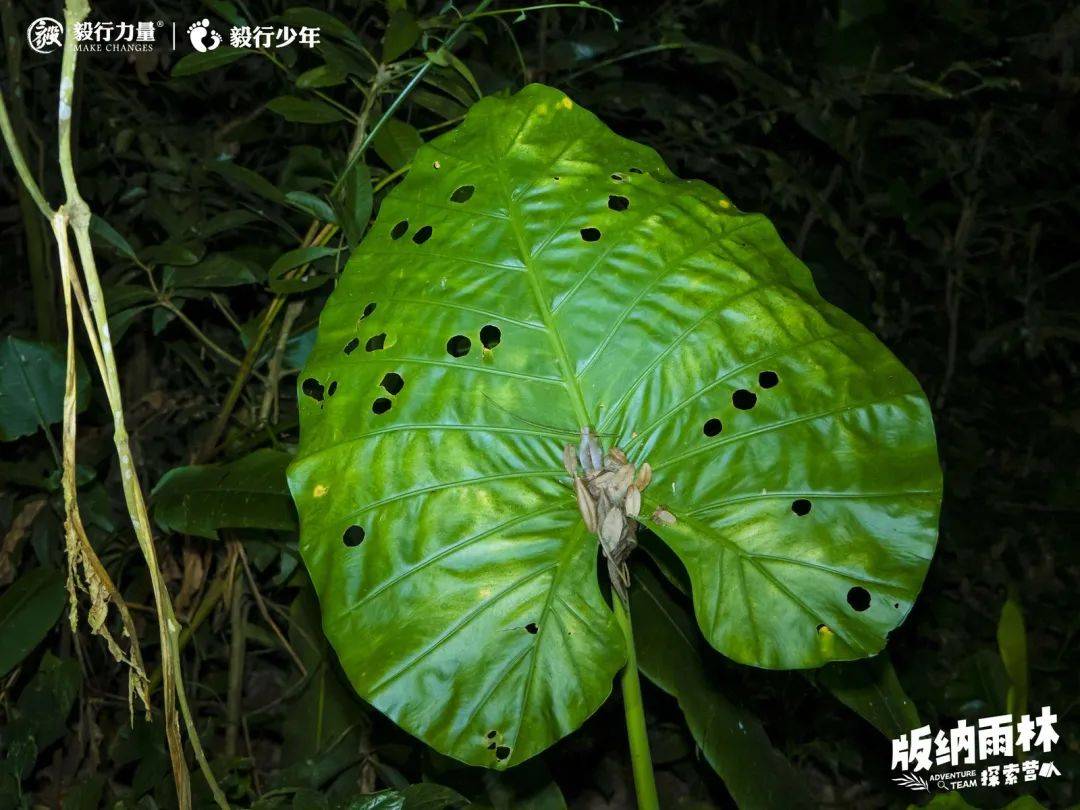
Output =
[{"x1": 0, "y1": 0, "x2": 1077, "y2": 807}]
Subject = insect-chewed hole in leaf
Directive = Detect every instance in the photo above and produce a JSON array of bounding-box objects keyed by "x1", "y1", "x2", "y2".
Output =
[
  {"x1": 703, "y1": 418, "x2": 723, "y2": 437},
  {"x1": 580, "y1": 227, "x2": 602, "y2": 242},
  {"x1": 608, "y1": 194, "x2": 630, "y2": 212},
  {"x1": 412, "y1": 225, "x2": 433, "y2": 244},
  {"x1": 628, "y1": 167, "x2": 643, "y2": 174},
  {"x1": 486, "y1": 730, "x2": 497, "y2": 739},
  {"x1": 480, "y1": 324, "x2": 502, "y2": 349},
  {"x1": 847, "y1": 586, "x2": 871, "y2": 612},
  {"x1": 380, "y1": 372, "x2": 404, "y2": 395},
  {"x1": 525, "y1": 622, "x2": 538, "y2": 634},
  {"x1": 343, "y1": 338, "x2": 359, "y2": 355},
  {"x1": 759, "y1": 370, "x2": 779, "y2": 388},
  {"x1": 342, "y1": 525, "x2": 366, "y2": 547},
  {"x1": 361, "y1": 302, "x2": 377, "y2": 319},
  {"x1": 327, "y1": 381, "x2": 338, "y2": 397},
  {"x1": 495, "y1": 746, "x2": 511, "y2": 761},
  {"x1": 791, "y1": 498, "x2": 812, "y2": 516},
  {"x1": 446, "y1": 335, "x2": 472, "y2": 357},
  {"x1": 366, "y1": 333, "x2": 386, "y2": 352},
  {"x1": 732, "y1": 389, "x2": 757, "y2": 410},
  {"x1": 450, "y1": 185, "x2": 475, "y2": 203},
  {"x1": 611, "y1": 173, "x2": 625, "y2": 181},
  {"x1": 390, "y1": 220, "x2": 409, "y2": 240},
  {"x1": 372, "y1": 397, "x2": 392, "y2": 415},
  {"x1": 301, "y1": 378, "x2": 325, "y2": 402}
]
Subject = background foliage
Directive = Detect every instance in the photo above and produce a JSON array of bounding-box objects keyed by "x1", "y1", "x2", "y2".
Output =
[{"x1": 0, "y1": 0, "x2": 1076, "y2": 808}]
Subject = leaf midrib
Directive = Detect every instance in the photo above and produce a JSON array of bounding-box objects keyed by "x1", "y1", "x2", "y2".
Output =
[{"x1": 492, "y1": 126, "x2": 592, "y2": 430}]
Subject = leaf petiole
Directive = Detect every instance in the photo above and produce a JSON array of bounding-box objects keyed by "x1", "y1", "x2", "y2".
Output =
[{"x1": 613, "y1": 594, "x2": 660, "y2": 810}]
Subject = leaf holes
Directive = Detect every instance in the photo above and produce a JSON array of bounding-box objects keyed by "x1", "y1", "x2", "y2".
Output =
[
  {"x1": 628, "y1": 167, "x2": 643, "y2": 174},
  {"x1": 343, "y1": 525, "x2": 366, "y2": 547},
  {"x1": 480, "y1": 324, "x2": 502, "y2": 349},
  {"x1": 580, "y1": 227, "x2": 602, "y2": 242},
  {"x1": 611, "y1": 173, "x2": 624, "y2": 181},
  {"x1": 372, "y1": 397, "x2": 392, "y2": 415},
  {"x1": 732, "y1": 389, "x2": 757, "y2": 410},
  {"x1": 703, "y1": 418, "x2": 723, "y2": 437},
  {"x1": 791, "y1": 498, "x2": 812, "y2": 516},
  {"x1": 327, "y1": 381, "x2": 338, "y2": 397},
  {"x1": 759, "y1": 370, "x2": 779, "y2": 388},
  {"x1": 390, "y1": 220, "x2": 408, "y2": 240},
  {"x1": 847, "y1": 587, "x2": 871, "y2": 612},
  {"x1": 361, "y1": 302, "x2": 377, "y2": 319},
  {"x1": 380, "y1": 372, "x2": 404, "y2": 395},
  {"x1": 608, "y1": 195, "x2": 630, "y2": 212},
  {"x1": 446, "y1": 335, "x2": 471, "y2": 357},
  {"x1": 450, "y1": 185, "x2": 475, "y2": 203},
  {"x1": 412, "y1": 225, "x2": 433, "y2": 244},
  {"x1": 343, "y1": 338, "x2": 359, "y2": 355},
  {"x1": 525, "y1": 622, "x2": 538, "y2": 634},
  {"x1": 495, "y1": 746, "x2": 511, "y2": 761},
  {"x1": 365, "y1": 333, "x2": 386, "y2": 352},
  {"x1": 301, "y1": 378, "x2": 325, "y2": 402},
  {"x1": 487, "y1": 730, "x2": 497, "y2": 739}
]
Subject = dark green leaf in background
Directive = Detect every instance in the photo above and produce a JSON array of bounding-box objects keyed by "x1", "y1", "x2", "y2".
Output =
[
  {"x1": 268, "y1": 95, "x2": 348, "y2": 125},
  {"x1": 286, "y1": 191, "x2": 339, "y2": 224},
  {"x1": 818, "y1": 653, "x2": 921, "y2": 738},
  {"x1": 164, "y1": 253, "x2": 260, "y2": 289},
  {"x1": 297, "y1": 65, "x2": 349, "y2": 89},
  {"x1": 280, "y1": 7, "x2": 359, "y2": 44},
  {"x1": 152, "y1": 449, "x2": 296, "y2": 539},
  {"x1": 210, "y1": 160, "x2": 289, "y2": 206},
  {"x1": 269, "y1": 246, "x2": 341, "y2": 293},
  {"x1": 336, "y1": 162, "x2": 374, "y2": 249},
  {"x1": 371, "y1": 119, "x2": 424, "y2": 170},
  {"x1": 278, "y1": 586, "x2": 368, "y2": 790},
  {"x1": 997, "y1": 590, "x2": 1028, "y2": 718},
  {"x1": 0, "y1": 568, "x2": 67, "y2": 677},
  {"x1": 382, "y1": 11, "x2": 421, "y2": 63},
  {"x1": 0, "y1": 653, "x2": 80, "y2": 787},
  {"x1": 340, "y1": 785, "x2": 469, "y2": 810},
  {"x1": 89, "y1": 215, "x2": 137, "y2": 261},
  {"x1": 632, "y1": 564, "x2": 812, "y2": 809},
  {"x1": 172, "y1": 48, "x2": 254, "y2": 77},
  {"x1": 0, "y1": 337, "x2": 89, "y2": 442}
]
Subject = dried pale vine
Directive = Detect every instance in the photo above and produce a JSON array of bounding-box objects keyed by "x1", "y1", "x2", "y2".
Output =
[
  {"x1": 0, "y1": 2, "x2": 227, "y2": 807},
  {"x1": 52, "y1": 211, "x2": 151, "y2": 721}
]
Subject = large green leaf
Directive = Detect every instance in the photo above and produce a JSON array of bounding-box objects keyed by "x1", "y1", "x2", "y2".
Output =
[
  {"x1": 0, "y1": 337, "x2": 89, "y2": 442},
  {"x1": 288, "y1": 84, "x2": 941, "y2": 769},
  {"x1": 153, "y1": 449, "x2": 296, "y2": 539},
  {"x1": 0, "y1": 568, "x2": 68, "y2": 677}
]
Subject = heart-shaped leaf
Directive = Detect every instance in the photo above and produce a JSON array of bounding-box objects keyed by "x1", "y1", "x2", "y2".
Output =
[{"x1": 288, "y1": 84, "x2": 941, "y2": 769}]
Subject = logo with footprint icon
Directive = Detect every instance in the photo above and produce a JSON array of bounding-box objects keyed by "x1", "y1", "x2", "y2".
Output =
[{"x1": 187, "y1": 19, "x2": 222, "y2": 52}]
